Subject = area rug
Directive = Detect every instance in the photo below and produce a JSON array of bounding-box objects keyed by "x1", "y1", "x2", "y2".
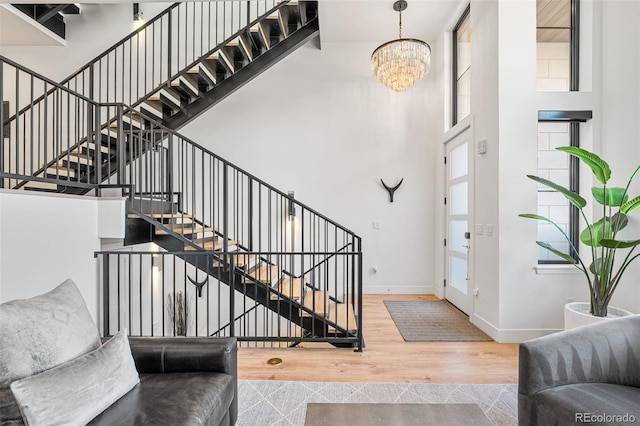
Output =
[
  {"x1": 383, "y1": 300, "x2": 492, "y2": 342},
  {"x1": 237, "y1": 381, "x2": 517, "y2": 426},
  {"x1": 304, "y1": 403, "x2": 493, "y2": 426}
]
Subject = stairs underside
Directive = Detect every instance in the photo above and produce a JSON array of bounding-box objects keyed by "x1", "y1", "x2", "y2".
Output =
[
  {"x1": 127, "y1": 208, "x2": 358, "y2": 346},
  {"x1": 138, "y1": 1, "x2": 319, "y2": 130}
]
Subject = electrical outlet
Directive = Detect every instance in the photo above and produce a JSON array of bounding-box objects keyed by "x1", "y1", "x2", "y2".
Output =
[{"x1": 372, "y1": 222, "x2": 381, "y2": 230}]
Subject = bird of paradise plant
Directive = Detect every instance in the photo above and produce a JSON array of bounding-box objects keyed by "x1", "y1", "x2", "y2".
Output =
[{"x1": 520, "y1": 147, "x2": 640, "y2": 317}]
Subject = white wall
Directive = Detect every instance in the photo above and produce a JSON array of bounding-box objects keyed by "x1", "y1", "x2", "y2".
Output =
[
  {"x1": 0, "y1": 191, "x2": 101, "y2": 321},
  {"x1": 599, "y1": 0, "x2": 640, "y2": 310},
  {"x1": 181, "y1": 41, "x2": 439, "y2": 294}
]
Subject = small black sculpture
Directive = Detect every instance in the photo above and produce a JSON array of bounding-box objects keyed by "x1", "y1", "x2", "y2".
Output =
[
  {"x1": 187, "y1": 274, "x2": 209, "y2": 297},
  {"x1": 381, "y1": 178, "x2": 404, "y2": 203}
]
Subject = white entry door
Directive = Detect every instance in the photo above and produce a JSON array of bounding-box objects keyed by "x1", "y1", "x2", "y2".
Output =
[{"x1": 444, "y1": 125, "x2": 473, "y2": 315}]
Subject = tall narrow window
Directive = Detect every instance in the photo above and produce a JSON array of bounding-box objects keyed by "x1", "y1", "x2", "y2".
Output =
[
  {"x1": 536, "y1": 0, "x2": 579, "y2": 91},
  {"x1": 452, "y1": 6, "x2": 470, "y2": 126},
  {"x1": 537, "y1": 110, "x2": 591, "y2": 263}
]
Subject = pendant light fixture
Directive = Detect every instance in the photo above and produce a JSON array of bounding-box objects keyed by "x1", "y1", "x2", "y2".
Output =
[{"x1": 371, "y1": 0, "x2": 431, "y2": 92}]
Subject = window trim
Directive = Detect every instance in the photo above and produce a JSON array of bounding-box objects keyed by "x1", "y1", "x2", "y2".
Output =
[
  {"x1": 570, "y1": 0, "x2": 580, "y2": 91},
  {"x1": 452, "y1": 5, "x2": 470, "y2": 127}
]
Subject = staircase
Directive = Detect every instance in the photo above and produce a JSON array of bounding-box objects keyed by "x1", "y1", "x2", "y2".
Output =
[
  {"x1": 1, "y1": 2, "x2": 363, "y2": 350},
  {"x1": 63, "y1": 0, "x2": 320, "y2": 130}
]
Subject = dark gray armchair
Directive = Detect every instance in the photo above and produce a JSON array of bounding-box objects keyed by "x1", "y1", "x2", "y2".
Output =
[{"x1": 518, "y1": 314, "x2": 640, "y2": 426}]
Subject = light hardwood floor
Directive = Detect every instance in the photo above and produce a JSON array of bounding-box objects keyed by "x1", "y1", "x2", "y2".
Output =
[{"x1": 237, "y1": 294, "x2": 519, "y2": 384}]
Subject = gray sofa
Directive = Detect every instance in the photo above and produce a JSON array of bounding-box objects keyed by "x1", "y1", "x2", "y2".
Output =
[
  {"x1": 518, "y1": 314, "x2": 640, "y2": 426},
  {"x1": 0, "y1": 280, "x2": 237, "y2": 425}
]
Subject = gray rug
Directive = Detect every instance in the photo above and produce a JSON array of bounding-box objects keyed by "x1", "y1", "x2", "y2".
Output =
[
  {"x1": 237, "y1": 381, "x2": 517, "y2": 426},
  {"x1": 384, "y1": 300, "x2": 492, "y2": 342},
  {"x1": 305, "y1": 403, "x2": 493, "y2": 426}
]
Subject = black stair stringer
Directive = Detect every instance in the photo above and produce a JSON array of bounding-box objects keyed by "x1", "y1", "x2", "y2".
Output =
[
  {"x1": 163, "y1": 17, "x2": 320, "y2": 130},
  {"x1": 142, "y1": 222, "x2": 355, "y2": 344}
]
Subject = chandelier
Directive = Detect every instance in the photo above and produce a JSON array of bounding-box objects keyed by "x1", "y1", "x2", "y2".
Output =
[{"x1": 371, "y1": 0, "x2": 431, "y2": 92}]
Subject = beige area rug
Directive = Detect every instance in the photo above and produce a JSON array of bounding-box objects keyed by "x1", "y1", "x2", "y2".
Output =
[
  {"x1": 383, "y1": 300, "x2": 492, "y2": 342},
  {"x1": 305, "y1": 403, "x2": 493, "y2": 426}
]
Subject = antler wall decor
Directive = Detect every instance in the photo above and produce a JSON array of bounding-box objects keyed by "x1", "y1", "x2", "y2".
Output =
[
  {"x1": 187, "y1": 273, "x2": 209, "y2": 297},
  {"x1": 380, "y1": 178, "x2": 404, "y2": 202}
]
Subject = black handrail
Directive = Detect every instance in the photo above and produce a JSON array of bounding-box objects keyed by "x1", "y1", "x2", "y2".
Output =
[
  {"x1": 109, "y1": 102, "x2": 359, "y2": 237},
  {"x1": 1, "y1": 55, "x2": 99, "y2": 123},
  {"x1": 61, "y1": 3, "x2": 181, "y2": 85}
]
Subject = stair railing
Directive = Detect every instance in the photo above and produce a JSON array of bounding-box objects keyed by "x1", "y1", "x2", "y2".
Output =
[
  {"x1": 96, "y1": 250, "x2": 363, "y2": 350},
  {"x1": 3, "y1": 2, "x2": 292, "y2": 188},
  {"x1": 61, "y1": 1, "x2": 283, "y2": 106},
  {"x1": 97, "y1": 105, "x2": 363, "y2": 349},
  {"x1": 0, "y1": 56, "x2": 102, "y2": 191}
]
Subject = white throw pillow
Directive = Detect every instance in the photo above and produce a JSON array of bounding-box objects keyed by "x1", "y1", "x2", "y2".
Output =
[
  {"x1": 0, "y1": 279, "x2": 101, "y2": 388},
  {"x1": 10, "y1": 330, "x2": 140, "y2": 426}
]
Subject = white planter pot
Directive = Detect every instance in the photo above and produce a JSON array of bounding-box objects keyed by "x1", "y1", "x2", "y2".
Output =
[{"x1": 564, "y1": 302, "x2": 634, "y2": 330}]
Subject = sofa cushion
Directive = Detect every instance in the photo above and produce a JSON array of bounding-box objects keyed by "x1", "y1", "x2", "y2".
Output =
[
  {"x1": 89, "y1": 372, "x2": 235, "y2": 426},
  {"x1": 526, "y1": 383, "x2": 640, "y2": 425},
  {"x1": 0, "y1": 279, "x2": 101, "y2": 388},
  {"x1": 10, "y1": 330, "x2": 140, "y2": 425}
]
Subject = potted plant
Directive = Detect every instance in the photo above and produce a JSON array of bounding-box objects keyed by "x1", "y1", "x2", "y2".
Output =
[{"x1": 520, "y1": 147, "x2": 640, "y2": 327}]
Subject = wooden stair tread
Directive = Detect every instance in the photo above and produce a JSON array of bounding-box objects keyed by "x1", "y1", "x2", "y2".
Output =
[
  {"x1": 243, "y1": 264, "x2": 281, "y2": 285},
  {"x1": 327, "y1": 301, "x2": 358, "y2": 333},
  {"x1": 140, "y1": 101, "x2": 163, "y2": 118},
  {"x1": 83, "y1": 143, "x2": 112, "y2": 154},
  {"x1": 157, "y1": 225, "x2": 215, "y2": 235},
  {"x1": 213, "y1": 253, "x2": 257, "y2": 269},
  {"x1": 128, "y1": 213, "x2": 192, "y2": 219},
  {"x1": 171, "y1": 75, "x2": 198, "y2": 95},
  {"x1": 301, "y1": 291, "x2": 329, "y2": 317},
  {"x1": 148, "y1": 88, "x2": 181, "y2": 107},
  {"x1": 186, "y1": 239, "x2": 237, "y2": 251},
  {"x1": 109, "y1": 113, "x2": 142, "y2": 128},
  {"x1": 24, "y1": 181, "x2": 58, "y2": 190},
  {"x1": 271, "y1": 276, "x2": 303, "y2": 300},
  {"x1": 46, "y1": 164, "x2": 74, "y2": 176},
  {"x1": 65, "y1": 153, "x2": 93, "y2": 165},
  {"x1": 188, "y1": 64, "x2": 217, "y2": 84}
]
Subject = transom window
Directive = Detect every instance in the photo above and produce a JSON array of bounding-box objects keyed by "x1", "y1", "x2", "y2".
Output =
[
  {"x1": 452, "y1": 5, "x2": 470, "y2": 126},
  {"x1": 536, "y1": 0, "x2": 579, "y2": 91}
]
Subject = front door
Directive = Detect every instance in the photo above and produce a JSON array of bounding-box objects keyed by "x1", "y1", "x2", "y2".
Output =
[{"x1": 444, "y1": 125, "x2": 473, "y2": 315}]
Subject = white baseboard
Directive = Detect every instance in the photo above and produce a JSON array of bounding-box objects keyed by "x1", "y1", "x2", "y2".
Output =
[
  {"x1": 472, "y1": 313, "x2": 562, "y2": 343},
  {"x1": 365, "y1": 285, "x2": 437, "y2": 295}
]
